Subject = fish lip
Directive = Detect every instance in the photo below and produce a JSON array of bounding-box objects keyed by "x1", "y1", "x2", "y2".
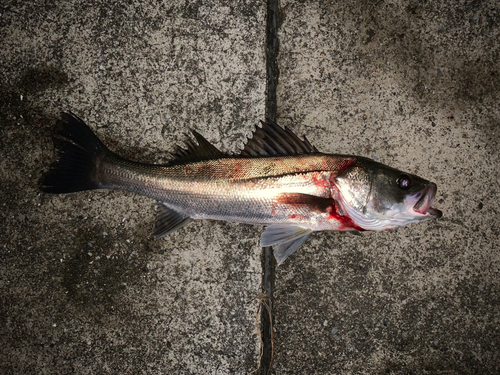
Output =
[{"x1": 413, "y1": 183, "x2": 442, "y2": 218}]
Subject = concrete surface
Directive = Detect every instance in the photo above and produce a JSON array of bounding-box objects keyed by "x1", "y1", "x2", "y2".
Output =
[
  {"x1": 1, "y1": 1, "x2": 265, "y2": 373},
  {"x1": 275, "y1": 0, "x2": 499, "y2": 374},
  {"x1": 0, "y1": 0, "x2": 499, "y2": 374}
]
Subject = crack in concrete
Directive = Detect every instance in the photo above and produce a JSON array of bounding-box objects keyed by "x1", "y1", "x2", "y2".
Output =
[{"x1": 260, "y1": 0, "x2": 279, "y2": 374}]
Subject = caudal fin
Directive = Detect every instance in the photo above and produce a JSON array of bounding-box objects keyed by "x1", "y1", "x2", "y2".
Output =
[{"x1": 40, "y1": 113, "x2": 110, "y2": 194}]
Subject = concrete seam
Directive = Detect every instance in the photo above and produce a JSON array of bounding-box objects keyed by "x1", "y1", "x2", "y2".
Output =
[{"x1": 260, "y1": 0, "x2": 279, "y2": 374}]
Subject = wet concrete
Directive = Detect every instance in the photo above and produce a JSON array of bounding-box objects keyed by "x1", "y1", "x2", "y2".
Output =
[{"x1": 1, "y1": 0, "x2": 499, "y2": 374}]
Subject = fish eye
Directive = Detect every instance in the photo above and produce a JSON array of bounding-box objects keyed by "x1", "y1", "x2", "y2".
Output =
[{"x1": 397, "y1": 175, "x2": 411, "y2": 189}]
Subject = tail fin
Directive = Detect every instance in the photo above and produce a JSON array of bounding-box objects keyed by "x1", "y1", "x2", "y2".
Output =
[{"x1": 40, "y1": 113, "x2": 110, "y2": 194}]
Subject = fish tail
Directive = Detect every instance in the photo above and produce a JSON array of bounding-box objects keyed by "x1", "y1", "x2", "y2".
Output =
[{"x1": 40, "y1": 113, "x2": 112, "y2": 194}]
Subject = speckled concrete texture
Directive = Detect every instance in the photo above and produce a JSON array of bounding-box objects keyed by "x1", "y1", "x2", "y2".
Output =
[
  {"x1": 1, "y1": 0, "x2": 500, "y2": 374},
  {"x1": 1, "y1": 1, "x2": 265, "y2": 373},
  {"x1": 274, "y1": 0, "x2": 499, "y2": 373}
]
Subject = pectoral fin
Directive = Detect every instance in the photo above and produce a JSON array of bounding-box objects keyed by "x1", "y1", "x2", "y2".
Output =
[
  {"x1": 275, "y1": 193, "x2": 334, "y2": 212},
  {"x1": 153, "y1": 203, "x2": 192, "y2": 238},
  {"x1": 260, "y1": 224, "x2": 313, "y2": 265}
]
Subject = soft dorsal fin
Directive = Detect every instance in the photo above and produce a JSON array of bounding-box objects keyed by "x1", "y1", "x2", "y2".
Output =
[
  {"x1": 171, "y1": 130, "x2": 225, "y2": 162},
  {"x1": 240, "y1": 119, "x2": 318, "y2": 157}
]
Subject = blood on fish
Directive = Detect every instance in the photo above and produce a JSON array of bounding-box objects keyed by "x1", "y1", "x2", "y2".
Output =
[
  {"x1": 232, "y1": 161, "x2": 243, "y2": 178},
  {"x1": 184, "y1": 165, "x2": 194, "y2": 175},
  {"x1": 338, "y1": 158, "x2": 357, "y2": 172},
  {"x1": 326, "y1": 202, "x2": 364, "y2": 231},
  {"x1": 309, "y1": 173, "x2": 331, "y2": 189},
  {"x1": 288, "y1": 213, "x2": 309, "y2": 221}
]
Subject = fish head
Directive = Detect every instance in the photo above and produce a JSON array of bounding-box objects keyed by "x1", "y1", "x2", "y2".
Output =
[{"x1": 334, "y1": 158, "x2": 442, "y2": 230}]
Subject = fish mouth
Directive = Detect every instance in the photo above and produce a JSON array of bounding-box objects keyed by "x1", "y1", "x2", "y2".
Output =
[{"x1": 413, "y1": 183, "x2": 442, "y2": 218}]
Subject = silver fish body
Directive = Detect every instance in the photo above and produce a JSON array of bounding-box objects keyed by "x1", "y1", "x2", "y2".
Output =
[
  {"x1": 100, "y1": 154, "x2": 355, "y2": 228},
  {"x1": 41, "y1": 114, "x2": 442, "y2": 264}
]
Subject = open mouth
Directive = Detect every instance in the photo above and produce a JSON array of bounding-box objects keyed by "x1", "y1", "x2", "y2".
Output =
[{"x1": 413, "y1": 183, "x2": 442, "y2": 218}]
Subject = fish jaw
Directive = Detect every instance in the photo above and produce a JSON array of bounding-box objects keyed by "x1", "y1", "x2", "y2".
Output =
[
  {"x1": 339, "y1": 184, "x2": 441, "y2": 231},
  {"x1": 405, "y1": 182, "x2": 443, "y2": 219}
]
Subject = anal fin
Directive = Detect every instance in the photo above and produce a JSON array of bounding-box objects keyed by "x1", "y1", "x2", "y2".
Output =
[{"x1": 153, "y1": 203, "x2": 192, "y2": 238}]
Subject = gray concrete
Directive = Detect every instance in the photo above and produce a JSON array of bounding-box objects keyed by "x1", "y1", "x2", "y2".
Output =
[
  {"x1": 274, "y1": 0, "x2": 499, "y2": 373},
  {"x1": 1, "y1": 1, "x2": 265, "y2": 373},
  {"x1": 1, "y1": 0, "x2": 499, "y2": 374}
]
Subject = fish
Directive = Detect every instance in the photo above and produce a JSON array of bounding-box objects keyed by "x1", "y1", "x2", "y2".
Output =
[{"x1": 40, "y1": 113, "x2": 442, "y2": 265}]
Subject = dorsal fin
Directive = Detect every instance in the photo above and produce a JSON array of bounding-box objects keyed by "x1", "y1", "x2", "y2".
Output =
[
  {"x1": 171, "y1": 130, "x2": 225, "y2": 162},
  {"x1": 240, "y1": 119, "x2": 318, "y2": 157}
]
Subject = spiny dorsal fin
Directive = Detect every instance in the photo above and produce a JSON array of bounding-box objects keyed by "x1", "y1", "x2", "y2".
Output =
[
  {"x1": 240, "y1": 119, "x2": 318, "y2": 157},
  {"x1": 171, "y1": 130, "x2": 225, "y2": 162}
]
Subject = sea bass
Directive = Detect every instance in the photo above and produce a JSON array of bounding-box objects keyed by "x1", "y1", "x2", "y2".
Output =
[{"x1": 41, "y1": 113, "x2": 442, "y2": 264}]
